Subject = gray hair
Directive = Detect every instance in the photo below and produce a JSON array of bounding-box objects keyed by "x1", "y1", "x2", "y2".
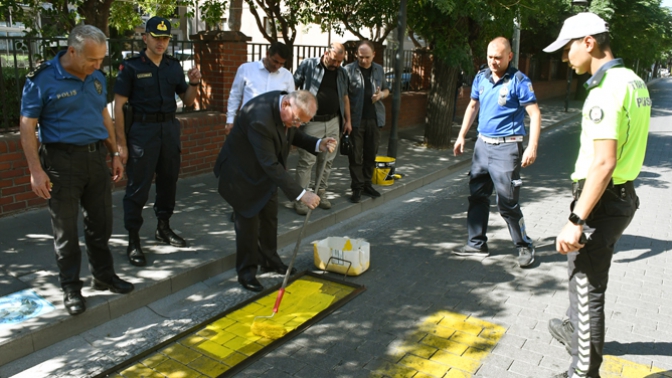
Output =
[
  {"x1": 287, "y1": 90, "x2": 317, "y2": 117},
  {"x1": 68, "y1": 24, "x2": 107, "y2": 53}
]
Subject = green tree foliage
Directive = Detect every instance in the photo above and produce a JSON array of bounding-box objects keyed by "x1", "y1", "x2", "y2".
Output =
[
  {"x1": 587, "y1": 0, "x2": 672, "y2": 73},
  {"x1": 299, "y1": 0, "x2": 398, "y2": 42}
]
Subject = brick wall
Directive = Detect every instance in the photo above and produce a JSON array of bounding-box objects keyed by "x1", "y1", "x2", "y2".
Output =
[{"x1": 0, "y1": 112, "x2": 227, "y2": 217}]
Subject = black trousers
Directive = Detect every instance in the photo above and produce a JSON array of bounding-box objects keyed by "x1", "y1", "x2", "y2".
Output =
[
  {"x1": 41, "y1": 144, "x2": 115, "y2": 292},
  {"x1": 233, "y1": 190, "x2": 285, "y2": 279},
  {"x1": 348, "y1": 118, "x2": 380, "y2": 190},
  {"x1": 123, "y1": 119, "x2": 181, "y2": 231},
  {"x1": 467, "y1": 137, "x2": 532, "y2": 250},
  {"x1": 565, "y1": 181, "x2": 638, "y2": 378}
]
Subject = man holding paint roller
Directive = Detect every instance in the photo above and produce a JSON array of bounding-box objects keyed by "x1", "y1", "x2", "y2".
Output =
[{"x1": 214, "y1": 90, "x2": 337, "y2": 292}]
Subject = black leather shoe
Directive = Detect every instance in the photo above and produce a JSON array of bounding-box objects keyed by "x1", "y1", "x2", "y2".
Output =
[
  {"x1": 350, "y1": 189, "x2": 362, "y2": 203},
  {"x1": 238, "y1": 276, "x2": 264, "y2": 292},
  {"x1": 260, "y1": 263, "x2": 297, "y2": 275},
  {"x1": 156, "y1": 219, "x2": 187, "y2": 247},
  {"x1": 363, "y1": 185, "x2": 381, "y2": 198},
  {"x1": 127, "y1": 230, "x2": 146, "y2": 267},
  {"x1": 92, "y1": 275, "x2": 135, "y2": 294},
  {"x1": 64, "y1": 290, "x2": 86, "y2": 316}
]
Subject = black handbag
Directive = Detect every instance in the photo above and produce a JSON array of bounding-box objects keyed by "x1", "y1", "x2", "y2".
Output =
[{"x1": 340, "y1": 133, "x2": 352, "y2": 155}]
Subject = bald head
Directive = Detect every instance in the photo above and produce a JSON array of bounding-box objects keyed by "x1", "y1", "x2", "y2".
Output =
[
  {"x1": 323, "y1": 42, "x2": 345, "y2": 70},
  {"x1": 487, "y1": 36, "x2": 513, "y2": 77}
]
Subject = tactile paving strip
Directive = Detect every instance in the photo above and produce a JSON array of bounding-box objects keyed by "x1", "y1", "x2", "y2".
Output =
[
  {"x1": 95, "y1": 271, "x2": 364, "y2": 378},
  {"x1": 372, "y1": 311, "x2": 506, "y2": 378}
]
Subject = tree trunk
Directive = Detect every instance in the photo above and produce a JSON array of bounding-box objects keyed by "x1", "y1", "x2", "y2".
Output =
[
  {"x1": 228, "y1": 0, "x2": 244, "y2": 32},
  {"x1": 78, "y1": 0, "x2": 113, "y2": 36},
  {"x1": 424, "y1": 58, "x2": 458, "y2": 149}
]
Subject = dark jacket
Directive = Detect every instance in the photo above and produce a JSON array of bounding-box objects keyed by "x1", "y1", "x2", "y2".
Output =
[{"x1": 214, "y1": 91, "x2": 319, "y2": 217}]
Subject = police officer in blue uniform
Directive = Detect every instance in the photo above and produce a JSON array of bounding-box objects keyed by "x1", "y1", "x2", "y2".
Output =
[
  {"x1": 114, "y1": 17, "x2": 202, "y2": 267},
  {"x1": 453, "y1": 36, "x2": 542, "y2": 268},
  {"x1": 19, "y1": 25, "x2": 134, "y2": 316}
]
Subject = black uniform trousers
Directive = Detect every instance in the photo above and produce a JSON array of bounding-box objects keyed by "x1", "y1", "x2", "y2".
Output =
[
  {"x1": 40, "y1": 143, "x2": 115, "y2": 292},
  {"x1": 467, "y1": 137, "x2": 533, "y2": 250},
  {"x1": 348, "y1": 118, "x2": 380, "y2": 190},
  {"x1": 233, "y1": 190, "x2": 285, "y2": 280},
  {"x1": 123, "y1": 119, "x2": 181, "y2": 231},
  {"x1": 565, "y1": 181, "x2": 638, "y2": 378}
]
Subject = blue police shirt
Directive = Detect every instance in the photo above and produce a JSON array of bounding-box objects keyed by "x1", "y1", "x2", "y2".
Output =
[
  {"x1": 20, "y1": 50, "x2": 109, "y2": 145},
  {"x1": 114, "y1": 49, "x2": 188, "y2": 114},
  {"x1": 470, "y1": 66, "x2": 537, "y2": 137}
]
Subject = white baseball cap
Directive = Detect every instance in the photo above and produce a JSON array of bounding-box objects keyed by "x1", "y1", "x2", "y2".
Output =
[{"x1": 543, "y1": 12, "x2": 609, "y2": 53}]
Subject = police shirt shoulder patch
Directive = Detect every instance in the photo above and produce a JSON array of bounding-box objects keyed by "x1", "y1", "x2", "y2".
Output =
[
  {"x1": 589, "y1": 106, "x2": 604, "y2": 123},
  {"x1": 94, "y1": 78, "x2": 103, "y2": 95},
  {"x1": 528, "y1": 83, "x2": 534, "y2": 93},
  {"x1": 26, "y1": 63, "x2": 49, "y2": 79}
]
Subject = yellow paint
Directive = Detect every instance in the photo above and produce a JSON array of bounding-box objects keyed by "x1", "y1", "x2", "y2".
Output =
[
  {"x1": 400, "y1": 354, "x2": 450, "y2": 377},
  {"x1": 372, "y1": 311, "x2": 504, "y2": 377},
  {"x1": 106, "y1": 276, "x2": 355, "y2": 377},
  {"x1": 188, "y1": 355, "x2": 229, "y2": 377},
  {"x1": 154, "y1": 358, "x2": 202, "y2": 377},
  {"x1": 344, "y1": 239, "x2": 353, "y2": 251},
  {"x1": 600, "y1": 355, "x2": 670, "y2": 378},
  {"x1": 160, "y1": 344, "x2": 201, "y2": 365}
]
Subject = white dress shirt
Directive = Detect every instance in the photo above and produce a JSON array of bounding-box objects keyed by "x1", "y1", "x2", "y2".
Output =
[{"x1": 227, "y1": 60, "x2": 295, "y2": 123}]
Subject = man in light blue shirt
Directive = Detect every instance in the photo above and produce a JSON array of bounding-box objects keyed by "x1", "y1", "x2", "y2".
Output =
[{"x1": 453, "y1": 36, "x2": 541, "y2": 268}]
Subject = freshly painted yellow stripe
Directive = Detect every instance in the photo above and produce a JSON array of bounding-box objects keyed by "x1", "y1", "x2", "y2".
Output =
[
  {"x1": 373, "y1": 311, "x2": 506, "y2": 378},
  {"x1": 601, "y1": 355, "x2": 671, "y2": 378},
  {"x1": 110, "y1": 276, "x2": 355, "y2": 377}
]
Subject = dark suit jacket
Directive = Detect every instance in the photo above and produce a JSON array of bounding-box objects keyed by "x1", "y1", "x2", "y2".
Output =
[{"x1": 214, "y1": 91, "x2": 319, "y2": 218}]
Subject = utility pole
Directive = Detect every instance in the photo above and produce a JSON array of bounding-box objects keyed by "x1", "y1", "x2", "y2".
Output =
[{"x1": 387, "y1": 0, "x2": 407, "y2": 159}]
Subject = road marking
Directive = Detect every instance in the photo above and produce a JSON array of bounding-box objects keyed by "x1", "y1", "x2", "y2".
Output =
[
  {"x1": 109, "y1": 275, "x2": 356, "y2": 377},
  {"x1": 601, "y1": 355, "x2": 671, "y2": 378},
  {"x1": 373, "y1": 311, "x2": 505, "y2": 377}
]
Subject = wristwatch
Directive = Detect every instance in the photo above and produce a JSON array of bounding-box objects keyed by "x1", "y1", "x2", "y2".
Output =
[
  {"x1": 569, "y1": 212, "x2": 586, "y2": 226},
  {"x1": 111, "y1": 151, "x2": 121, "y2": 157},
  {"x1": 189, "y1": 80, "x2": 200, "y2": 86}
]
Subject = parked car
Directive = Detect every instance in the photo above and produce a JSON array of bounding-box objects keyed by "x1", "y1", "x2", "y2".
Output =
[{"x1": 660, "y1": 68, "x2": 670, "y2": 78}]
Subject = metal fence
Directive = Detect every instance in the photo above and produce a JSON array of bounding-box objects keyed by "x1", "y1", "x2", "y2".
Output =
[{"x1": 0, "y1": 36, "x2": 421, "y2": 130}]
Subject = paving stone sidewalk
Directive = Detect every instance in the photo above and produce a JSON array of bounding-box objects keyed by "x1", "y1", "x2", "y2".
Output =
[{"x1": 8, "y1": 86, "x2": 670, "y2": 378}]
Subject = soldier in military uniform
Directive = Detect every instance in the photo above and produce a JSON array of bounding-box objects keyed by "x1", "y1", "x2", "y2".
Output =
[
  {"x1": 19, "y1": 25, "x2": 134, "y2": 316},
  {"x1": 114, "y1": 17, "x2": 202, "y2": 267}
]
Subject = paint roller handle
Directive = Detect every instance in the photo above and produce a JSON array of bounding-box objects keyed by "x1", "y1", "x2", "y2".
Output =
[{"x1": 272, "y1": 287, "x2": 285, "y2": 314}]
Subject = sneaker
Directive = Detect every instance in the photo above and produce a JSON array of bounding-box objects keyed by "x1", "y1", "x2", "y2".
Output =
[
  {"x1": 452, "y1": 245, "x2": 489, "y2": 257},
  {"x1": 317, "y1": 189, "x2": 332, "y2": 209},
  {"x1": 548, "y1": 318, "x2": 573, "y2": 355},
  {"x1": 363, "y1": 185, "x2": 381, "y2": 197},
  {"x1": 350, "y1": 190, "x2": 362, "y2": 203},
  {"x1": 518, "y1": 245, "x2": 535, "y2": 267},
  {"x1": 294, "y1": 200, "x2": 309, "y2": 215}
]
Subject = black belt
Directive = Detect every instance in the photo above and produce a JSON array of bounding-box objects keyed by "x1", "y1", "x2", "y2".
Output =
[
  {"x1": 311, "y1": 113, "x2": 338, "y2": 122},
  {"x1": 134, "y1": 112, "x2": 176, "y2": 123},
  {"x1": 44, "y1": 141, "x2": 102, "y2": 153},
  {"x1": 572, "y1": 179, "x2": 634, "y2": 199}
]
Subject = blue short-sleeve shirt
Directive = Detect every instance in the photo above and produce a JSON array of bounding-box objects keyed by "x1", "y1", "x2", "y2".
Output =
[
  {"x1": 20, "y1": 50, "x2": 109, "y2": 145},
  {"x1": 471, "y1": 66, "x2": 537, "y2": 137},
  {"x1": 114, "y1": 49, "x2": 188, "y2": 114}
]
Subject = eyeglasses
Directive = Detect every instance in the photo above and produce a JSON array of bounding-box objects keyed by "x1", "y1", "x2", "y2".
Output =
[{"x1": 291, "y1": 116, "x2": 307, "y2": 127}]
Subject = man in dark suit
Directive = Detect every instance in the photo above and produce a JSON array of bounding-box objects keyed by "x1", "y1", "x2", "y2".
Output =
[{"x1": 214, "y1": 90, "x2": 336, "y2": 291}]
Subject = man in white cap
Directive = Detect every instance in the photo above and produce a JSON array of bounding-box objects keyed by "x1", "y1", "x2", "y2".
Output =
[{"x1": 543, "y1": 12, "x2": 650, "y2": 378}]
